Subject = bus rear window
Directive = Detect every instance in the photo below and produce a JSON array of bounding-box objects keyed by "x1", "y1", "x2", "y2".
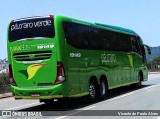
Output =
[{"x1": 9, "y1": 17, "x2": 55, "y2": 42}]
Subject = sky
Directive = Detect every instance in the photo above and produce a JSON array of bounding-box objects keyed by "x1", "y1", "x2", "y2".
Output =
[{"x1": 0, "y1": 0, "x2": 160, "y2": 59}]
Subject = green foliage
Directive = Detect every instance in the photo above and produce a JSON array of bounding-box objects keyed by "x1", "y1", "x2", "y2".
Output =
[
  {"x1": 153, "y1": 56, "x2": 160, "y2": 61},
  {"x1": 149, "y1": 56, "x2": 160, "y2": 63},
  {"x1": 146, "y1": 46, "x2": 160, "y2": 61}
]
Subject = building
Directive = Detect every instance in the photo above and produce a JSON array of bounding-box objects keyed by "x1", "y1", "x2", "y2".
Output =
[{"x1": 0, "y1": 58, "x2": 9, "y2": 74}]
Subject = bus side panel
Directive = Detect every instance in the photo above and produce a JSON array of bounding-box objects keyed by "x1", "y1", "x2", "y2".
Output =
[
  {"x1": 55, "y1": 16, "x2": 70, "y2": 97},
  {"x1": 65, "y1": 45, "x2": 85, "y2": 97},
  {"x1": 143, "y1": 67, "x2": 148, "y2": 81},
  {"x1": 131, "y1": 52, "x2": 142, "y2": 83},
  {"x1": 104, "y1": 51, "x2": 123, "y2": 89}
]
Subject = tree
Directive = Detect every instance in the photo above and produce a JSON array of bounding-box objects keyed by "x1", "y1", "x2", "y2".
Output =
[{"x1": 0, "y1": 73, "x2": 11, "y2": 93}]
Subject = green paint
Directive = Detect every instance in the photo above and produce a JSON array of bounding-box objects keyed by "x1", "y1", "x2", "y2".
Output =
[
  {"x1": 19, "y1": 70, "x2": 28, "y2": 79},
  {"x1": 7, "y1": 15, "x2": 148, "y2": 100},
  {"x1": 127, "y1": 54, "x2": 134, "y2": 68}
]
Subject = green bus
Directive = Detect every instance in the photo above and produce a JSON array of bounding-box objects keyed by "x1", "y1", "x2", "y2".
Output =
[{"x1": 7, "y1": 15, "x2": 151, "y2": 104}]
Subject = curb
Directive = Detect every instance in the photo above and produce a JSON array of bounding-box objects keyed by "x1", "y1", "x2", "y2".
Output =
[
  {"x1": 0, "y1": 93, "x2": 12, "y2": 99},
  {"x1": 149, "y1": 72, "x2": 160, "y2": 74}
]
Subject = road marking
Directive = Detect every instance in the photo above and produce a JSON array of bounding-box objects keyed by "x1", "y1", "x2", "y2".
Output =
[
  {"x1": 53, "y1": 84, "x2": 159, "y2": 119},
  {"x1": 108, "y1": 92, "x2": 135, "y2": 102},
  {"x1": 54, "y1": 106, "x2": 96, "y2": 119},
  {"x1": 157, "y1": 116, "x2": 160, "y2": 119},
  {"x1": 143, "y1": 84, "x2": 159, "y2": 93},
  {"x1": 2, "y1": 82, "x2": 159, "y2": 118},
  {"x1": 80, "y1": 105, "x2": 96, "y2": 110},
  {"x1": 54, "y1": 116, "x2": 67, "y2": 119},
  {"x1": 54, "y1": 84, "x2": 159, "y2": 119},
  {"x1": 108, "y1": 85, "x2": 157, "y2": 102},
  {"x1": 146, "y1": 89, "x2": 153, "y2": 92},
  {"x1": 5, "y1": 102, "x2": 40, "y2": 110},
  {"x1": 142, "y1": 85, "x2": 157, "y2": 90}
]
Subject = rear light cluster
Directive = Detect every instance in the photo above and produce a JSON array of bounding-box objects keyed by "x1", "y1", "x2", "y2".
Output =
[
  {"x1": 10, "y1": 15, "x2": 54, "y2": 23},
  {"x1": 54, "y1": 62, "x2": 66, "y2": 85},
  {"x1": 9, "y1": 64, "x2": 17, "y2": 86},
  {"x1": 49, "y1": 15, "x2": 54, "y2": 19}
]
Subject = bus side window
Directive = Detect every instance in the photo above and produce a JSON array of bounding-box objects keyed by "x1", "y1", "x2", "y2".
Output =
[
  {"x1": 137, "y1": 36, "x2": 147, "y2": 63},
  {"x1": 131, "y1": 37, "x2": 141, "y2": 55}
]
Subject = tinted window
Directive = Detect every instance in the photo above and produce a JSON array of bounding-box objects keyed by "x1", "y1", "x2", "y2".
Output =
[
  {"x1": 9, "y1": 17, "x2": 55, "y2": 42},
  {"x1": 131, "y1": 37, "x2": 141, "y2": 54},
  {"x1": 137, "y1": 36, "x2": 147, "y2": 62},
  {"x1": 63, "y1": 21, "x2": 131, "y2": 51}
]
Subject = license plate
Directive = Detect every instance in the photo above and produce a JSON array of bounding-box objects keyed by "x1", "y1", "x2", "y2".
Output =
[{"x1": 31, "y1": 93, "x2": 40, "y2": 97}]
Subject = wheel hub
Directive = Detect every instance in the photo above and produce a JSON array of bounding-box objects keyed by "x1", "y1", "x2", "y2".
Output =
[{"x1": 89, "y1": 84, "x2": 95, "y2": 98}]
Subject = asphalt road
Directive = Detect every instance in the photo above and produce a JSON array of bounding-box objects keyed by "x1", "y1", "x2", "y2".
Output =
[{"x1": 0, "y1": 73, "x2": 160, "y2": 119}]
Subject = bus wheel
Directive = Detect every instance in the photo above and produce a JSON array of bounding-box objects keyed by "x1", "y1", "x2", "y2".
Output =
[
  {"x1": 89, "y1": 81, "x2": 97, "y2": 102},
  {"x1": 137, "y1": 73, "x2": 142, "y2": 87},
  {"x1": 99, "y1": 79, "x2": 108, "y2": 99}
]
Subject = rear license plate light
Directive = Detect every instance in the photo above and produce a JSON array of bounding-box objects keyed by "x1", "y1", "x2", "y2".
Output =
[{"x1": 31, "y1": 93, "x2": 40, "y2": 97}]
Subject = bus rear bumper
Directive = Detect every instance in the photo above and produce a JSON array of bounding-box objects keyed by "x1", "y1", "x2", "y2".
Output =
[{"x1": 11, "y1": 84, "x2": 64, "y2": 99}]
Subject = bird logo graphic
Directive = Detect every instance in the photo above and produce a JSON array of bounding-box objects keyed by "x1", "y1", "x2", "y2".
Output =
[{"x1": 19, "y1": 64, "x2": 46, "y2": 80}]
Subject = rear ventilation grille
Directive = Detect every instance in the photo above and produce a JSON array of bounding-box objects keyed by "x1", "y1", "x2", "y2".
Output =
[{"x1": 13, "y1": 51, "x2": 52, "y2": 61}]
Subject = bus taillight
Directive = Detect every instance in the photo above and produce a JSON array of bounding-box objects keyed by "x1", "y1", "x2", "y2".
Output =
[
  {"x1": 11, "y1": 20, "x2": 14, "y2": 23},
  {"x1": 49, "y1": 15, "x2": 54, "y2": 19},
  {"x1": 9, "y1": 64, "x2": 17, "y2": 86},
  {"x1": 54, "y1": 62, "x2": 66, "y2": 85}
]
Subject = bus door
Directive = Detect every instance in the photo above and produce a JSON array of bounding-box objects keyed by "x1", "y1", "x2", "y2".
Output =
[
  {"x1": 130, "y1": 37, "x2": 142, "y2": 83},
  {"x1": 121, "y1": 36, "x2": 132, "y2": 85},
  {"x1": 121, "y1": 52, "x2": 132, "y2": 85}
]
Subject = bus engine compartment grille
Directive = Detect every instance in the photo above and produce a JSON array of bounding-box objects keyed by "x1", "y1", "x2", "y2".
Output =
[{"x1": 13, "y1": 51, "x2": 52, "y2": 61}]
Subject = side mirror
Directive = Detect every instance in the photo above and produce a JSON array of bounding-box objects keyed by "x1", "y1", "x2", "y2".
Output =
[
  {"x1": 147, "y1": 46, "x2": 151, "y2": 55},
  {"x1": 140, "y1": 43, "x2": 151, "y2": 55}
]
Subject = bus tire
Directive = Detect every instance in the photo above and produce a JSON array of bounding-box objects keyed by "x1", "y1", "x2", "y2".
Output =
[
  {"x1": 136, "y1": 72, "x2": 142, "y2": 87},
  {"x1": 88, "y1": 81, "x2": 97, "y2": 102},
  {"x1": 99, "y1": 79, "x2": 108, "y2": 99}
]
